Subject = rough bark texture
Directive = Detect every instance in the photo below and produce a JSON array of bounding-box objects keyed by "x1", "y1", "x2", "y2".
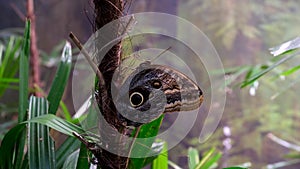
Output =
[
  {"x1": 94, "y1": 0, "x2": 123, "y2": 129},
  {"x1": 93, "y1": 0, "x2": 128, "y2": 168}
]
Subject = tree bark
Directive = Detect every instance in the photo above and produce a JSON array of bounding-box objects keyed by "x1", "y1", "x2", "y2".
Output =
[{"x1": 93, "y1": 0, "x2": 129, "y2": 168}]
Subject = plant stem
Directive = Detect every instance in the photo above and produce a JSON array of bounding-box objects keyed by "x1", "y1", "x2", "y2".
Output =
[{"x1": 27, "y1": 0, "x2": 42, "y2": 96}]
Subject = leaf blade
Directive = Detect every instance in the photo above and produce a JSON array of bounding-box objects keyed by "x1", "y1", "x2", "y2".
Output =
[{"x1": 47, "y1": 41, "x2": 72, "y2": 115}]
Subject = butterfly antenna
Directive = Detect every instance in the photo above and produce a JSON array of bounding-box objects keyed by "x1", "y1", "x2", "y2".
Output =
[
  {"x1": 125, "y1": 126, "x2": 142, "y2": 168},
  {"x1": 151, "y1": 46, "x2": 172, "y2": 63}
]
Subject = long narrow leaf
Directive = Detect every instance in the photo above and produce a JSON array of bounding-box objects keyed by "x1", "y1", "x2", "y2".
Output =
[
  {"x1": 195, "y1": 148, "x2": 216, "y2": 169},
  {"x1": 15, "y1": 19, "x2": 31, "y2": 169},
  {"x1": 0, "y1": 114, "x2": 84, "y2": 169},
  {"x1": 200, "y1": 152, "x2": 222, "y2": 169},
  {"x1": 62, "y1": 150, "x2": 80, "y2": 169},
  {"x1": 0, "y1": 36, "x2": 22, "y2": 96},
  {"x1": 188, "y1": 147, "x2": 199, "y2": 169},
  {"x1": 0, "y1": 123, "x2": 26, "y2": 169},
  {"x1": 56, "y1": 137, "x2": 81, "y2": 169},
  {"x1": 75, "y1": 143, "x2": 90, "y2": 169},
  {"x1": 269, "y1": 37, "x2": 300, "y2": 56},
  {"x1": 47, "y1": 41, "x2": 72, "y2": 115},
  {"x1": 151, "y1": 142, "x2": 168, "y2": 169},
  {"x1": 241, "y1": 50, "x2": 300, "y2": 88},
  {"x1": 24, "y1": 114, "x2": 85, "y2": 136},
  {"x1": 28, "y1": 96, "x2": 55, "y2": 169},
  {"x1": 280, "y1": 65, "x2": 300, "y2": 76},
  {"x1": 129, "y1": 115, "x2": 164, "y2": 169},
  {"x1": 19, "y1": 20, "x2": 30, "y2": 122}
]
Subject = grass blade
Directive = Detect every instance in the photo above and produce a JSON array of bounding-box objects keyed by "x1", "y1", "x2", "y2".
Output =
[
  {"x1": 200, "y1": 151, "x2": 222, "y2": 169},
  {"x1": 0, "y1": 36, "x2": 22, "y2": 96},
  {"x1": 188, "y1": 147, "x2": 199, "y2": 169},
  {"x1": 269, "y1": 37, "x2": 300, "y2": 56},
  {"x1": 241, "y1": 50, "x2": 300, "y2": 88},
  {"x1": 18, "y1": 19, "x2": 30, "y2": 122},
  {"x1": 151, "y1": 142, "x2": 168, "y2": 169},
  {"x1": 280, "y1": 65, "x2": 300, "y2": 76},
  {"x1": 195, "y1": 147, "x2": 219, "y2": 169},
  {"x1": 47, "y1": 41, "x2": 72, "y2": 115},
  {"x1": 14, "y1": 19, "x2": 31, "y2": 169}
]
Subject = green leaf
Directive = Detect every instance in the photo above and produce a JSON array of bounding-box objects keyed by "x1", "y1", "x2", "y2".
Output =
[
  {"x1": 0, "y1": 36, "x2": 22, "y2": 96},
  {"x1": 62, "y1": 150, "x2": 80, "y2": 169},
  {"x1": 18, "y1": 19, "x2": 30, "y2": 122},
  {"x1": 0, "y1": 123, "x2": 26, "y2": 169},
  {"x1": 56, "y1": 137, "x2": 81, "y2": 169},
  {"x1": 24, "y1": 114, "x2": 85, "y2": 136},
  {"x1": 59, "y1": 101, "x2": 72, "y2": 121},
  {"x1": 14, "y1": 19, "x2": 31, "y2": 169},
  {"x1": 75, "y1": 143, "x2": 90, "y2": 169},
  {"x1": 28, "y1": 96, "x2": 56, "y2": 169},
  {"x1": 47, "y1": 41, "x2": 72, "y2": 115},
  {"x1": 200, "y1": 152, "x2": 222, "y2": 169},
  {"x1": 269, "y1": 37, "x2": 300, "y2": 56},
  {"x1": 188, "y1": 147, "x2": 199, "y2": 169},
  {"x1": 151, "y1": 142, "x2": 168, "y2": 169},
  {"x1": 241, "y1": 50, "x2": 300, "y2": 88},
  {"x1": 128, "y1": 115, "x2": 164, "y2": 169},
  {"x1": 280, "y1": 65, "x2": 300, "y2": 76},
  {"x1": 195, "y1": 147, "x2": 222, "y2": 169}
]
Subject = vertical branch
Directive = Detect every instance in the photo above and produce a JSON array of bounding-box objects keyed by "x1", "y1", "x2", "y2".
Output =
[
  {"x1": 93, "y1": 0, "x2": 129, "y2": 169},
  {"x1": 27, "y1": 0, "x2": 42, "y2": 96},
  {"x1": 94, "y1": 0, "x2": 124, "y2": 129}
]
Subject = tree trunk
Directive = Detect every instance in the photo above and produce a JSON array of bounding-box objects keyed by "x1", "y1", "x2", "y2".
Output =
[{"x1": 93, "y1": 0, "x2": 129, "y2": 168}]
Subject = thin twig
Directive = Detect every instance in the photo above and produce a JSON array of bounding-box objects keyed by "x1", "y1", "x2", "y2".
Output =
[
  {"x1": 151, "y1": 46, "x2": 172, "y2": 63},
  {"x1": 69, "y1": 32, "x2": 106, "y2": 88},
  {"x1": 10, "y1": 3, "x2": 26, "y2": 21},
  {"x1": 105, "y1": 0, "x2": 125, "y2": 16},
  {"x1": 125, "y1": 126, "x2": 141, "y2": 168},
  {"x1": 27, "y1": 0, "x2": 42, "y2": 97}
]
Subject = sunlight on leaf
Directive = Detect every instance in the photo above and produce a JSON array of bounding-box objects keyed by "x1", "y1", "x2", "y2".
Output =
[{"x1": 270, "y1": 37, "x2": 300, "y2": 56}]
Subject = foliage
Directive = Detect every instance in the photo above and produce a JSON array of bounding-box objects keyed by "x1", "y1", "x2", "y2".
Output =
[
  {"x1": 0, "y1": 36, "x2": 22, "y2": 96},
  {"x1": 167, "y1": 147, "x2": 246, "y2": 169},
  {"x1": 185, "y1": 0, "x2": 300, "y2": 50},
  {"x1": 0, "y1": 28, "x2": 23, "y2": 140},
  {"x1": 3, "y1": 2, "x2": 300, "y2": 168},
  {"x1": 180, "y1": 1, "x2": 300, "y2": 166},
  {"x1": 0, "y1": 20, "x2": 80, "y2": 169},
  {"x1": 0, "y1": 19, "x2": 236, "y2": 169}
]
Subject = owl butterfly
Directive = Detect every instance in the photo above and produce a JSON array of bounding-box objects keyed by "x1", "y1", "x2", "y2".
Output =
[
  {"x1": 113, "y1": 59, "x2": 204, "y2": 127},
  {"x1": 73, "y1": 50, "x2": 204, "y2": 168}
]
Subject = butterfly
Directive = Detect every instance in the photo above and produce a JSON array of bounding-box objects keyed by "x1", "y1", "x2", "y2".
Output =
[
  {"x1": 73, "y1": 60, "x2": 203, "y2": 168},
  {"x1": 114, "y1": 61, "x2": 203, "y2": 127},
  {"x1": 70, "y1": 32, "x2": 204, "y2": 168}
]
